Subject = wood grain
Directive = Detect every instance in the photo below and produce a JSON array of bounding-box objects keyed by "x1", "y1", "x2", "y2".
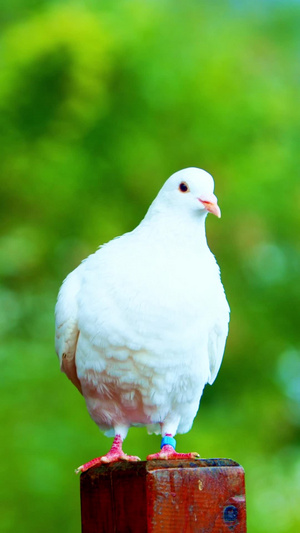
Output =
[{"x1": 80, "y1": 458, "x2": 246, "y2": 532}]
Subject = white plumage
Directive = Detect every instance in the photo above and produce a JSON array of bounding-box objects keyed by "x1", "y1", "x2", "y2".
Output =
[{"x1": 55, "y1": 167, "x2": 230, "y2": 469}]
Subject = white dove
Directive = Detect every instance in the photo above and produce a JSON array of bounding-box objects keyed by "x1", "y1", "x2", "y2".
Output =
[{"x1": 55, "y1": 167, "x2": 230, "y2": 473}]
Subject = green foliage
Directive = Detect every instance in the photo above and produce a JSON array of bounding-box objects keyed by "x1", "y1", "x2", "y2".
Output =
[{"x1": 1, "y1": 1, "x2": 300, "y2": 531}]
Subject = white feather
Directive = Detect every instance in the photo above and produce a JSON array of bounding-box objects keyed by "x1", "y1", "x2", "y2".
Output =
[{"x1": 55, "y1": 167, "x2": 230, "y2": 440}]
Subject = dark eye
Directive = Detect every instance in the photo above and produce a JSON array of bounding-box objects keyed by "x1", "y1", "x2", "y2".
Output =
[{"x1": 179, "y1": 181, "x2": 189, "y2": 193}]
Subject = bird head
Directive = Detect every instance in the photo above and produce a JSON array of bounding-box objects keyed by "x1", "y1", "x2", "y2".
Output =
[{"x1": 156, "y1": 167, "x2": 221, "y2": 218}]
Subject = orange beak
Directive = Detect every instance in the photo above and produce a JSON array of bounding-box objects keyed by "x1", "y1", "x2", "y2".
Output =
[{"x1": 199, "y1": 196, "x2": 221, "y2": 218}]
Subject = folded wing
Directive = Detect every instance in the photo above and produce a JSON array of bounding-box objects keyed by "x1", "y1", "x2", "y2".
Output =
[
  {"x1": 55, "y1": 267, "x2": 82, "y2": 394},
  {"x1": 207, "y1": 311, "x2": 230, "y2": 386}
]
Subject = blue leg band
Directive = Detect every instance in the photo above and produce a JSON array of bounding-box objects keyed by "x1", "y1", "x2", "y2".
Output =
[{"x1": 161, "y1": 435, "x2": 176, "y2": 449}]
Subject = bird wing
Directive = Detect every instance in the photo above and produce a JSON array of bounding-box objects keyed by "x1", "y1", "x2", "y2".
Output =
[
  {"x1": 207, "y1": 310, "x2": 230, "y2": 385},
  {"x1": 55, "y1": 267, "x2": 82, "y2": 394}
]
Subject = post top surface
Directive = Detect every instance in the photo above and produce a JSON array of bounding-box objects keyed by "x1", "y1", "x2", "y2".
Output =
[{"x1": 80, "y1": 457, "x2": 243, "y2": 480}]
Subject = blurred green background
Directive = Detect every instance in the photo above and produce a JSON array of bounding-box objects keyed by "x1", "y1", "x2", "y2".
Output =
[{"x1": 1, "y1": 0, "x2": 300, "y2": 531}]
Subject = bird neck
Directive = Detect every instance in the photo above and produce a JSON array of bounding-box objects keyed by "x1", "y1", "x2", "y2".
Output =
[{"x1": 138, "y1": 204, "x2": 209, "y2": 250}]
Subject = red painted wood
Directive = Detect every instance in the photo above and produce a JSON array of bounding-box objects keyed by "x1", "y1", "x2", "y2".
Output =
[{"x1": 80, "y1": 458, "x2": 246, "y2": 532}]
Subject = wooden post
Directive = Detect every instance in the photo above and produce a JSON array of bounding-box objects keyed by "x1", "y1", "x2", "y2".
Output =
[{"x1": 80, "y1": 458, "x2": 246, "y2": 532}]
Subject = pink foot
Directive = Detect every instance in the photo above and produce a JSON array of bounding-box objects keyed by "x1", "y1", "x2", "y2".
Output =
[
  {"x1": 147, "y1": 444, "x2": 200, "y2": 461},
  {"x1": 75, "y1": 434, "x2": 140, "y2": 474}
]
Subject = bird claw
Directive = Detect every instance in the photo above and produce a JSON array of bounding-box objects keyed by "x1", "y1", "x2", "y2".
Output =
[
  {"x1": 75, "y1": 452, "x2": 141, "y2": 474},
  {"x1": 147, "y1": 444, "x2": 200, "y2": 461}
]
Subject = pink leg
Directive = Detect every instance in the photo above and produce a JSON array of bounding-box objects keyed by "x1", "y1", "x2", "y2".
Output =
[
  {"x1": 147, "y1": 434, "x2": 199, "y2": 460},
  {"x1": 75, "y1": 434, "x2": 140, "y2": 474}
]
